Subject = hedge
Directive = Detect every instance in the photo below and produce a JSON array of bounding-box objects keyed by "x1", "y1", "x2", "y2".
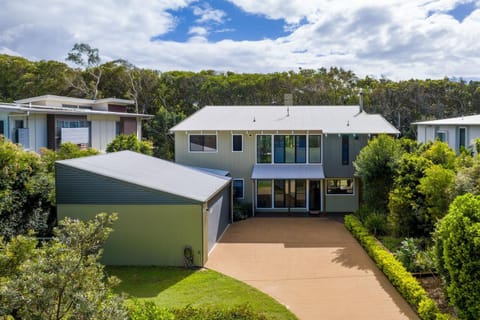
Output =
[
  {"x1": 344, "y1": 215, "x2": 450, "y2": 320},
  {"x1": 128, "y1": 301, "x2": 269, "y2": 320}
]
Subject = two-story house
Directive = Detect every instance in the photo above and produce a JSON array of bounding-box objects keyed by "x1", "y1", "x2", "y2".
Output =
[
  {"x1": 170, "y1": 105, "x2": 399, "y2": 214},
  {"x1": 0, "y1": 95, "x2": 151, "y2": 153},
  {"x1": 414, "y1": 114, "x2": 480, "y2": 154}
]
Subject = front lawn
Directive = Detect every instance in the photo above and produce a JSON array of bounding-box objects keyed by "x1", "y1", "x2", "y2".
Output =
[{"x1": 108, "y1": 266, "x2": 297, "y2": 320}]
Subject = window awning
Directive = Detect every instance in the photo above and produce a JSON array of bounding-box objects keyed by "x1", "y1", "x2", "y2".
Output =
[{"x1": 251, "y1": 164, "x2": 325, "y2": 179}]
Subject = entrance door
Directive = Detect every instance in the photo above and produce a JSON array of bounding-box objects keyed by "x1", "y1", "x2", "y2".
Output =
[{"x1": 309, "y1": 180, "x2": 321, "y2": 212}]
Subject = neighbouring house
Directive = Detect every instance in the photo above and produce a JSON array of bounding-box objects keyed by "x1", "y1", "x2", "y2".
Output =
[
  {"x1": 170, "y1": 105, "x2": 399, "y2": 214},
  {"x1": 0, "y1": 95, "x2": 151, "y2": 153},
  {"x1": 56, "y1": 151, "x2": 231, "y2": 266},
  {"x1": 414, "y1": 114, "x2": 480, "y2": 154}
]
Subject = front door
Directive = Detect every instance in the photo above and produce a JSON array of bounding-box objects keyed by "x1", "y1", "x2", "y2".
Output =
[{"x1": 309, "y1": 180, "x2": 321, "y2": 212}]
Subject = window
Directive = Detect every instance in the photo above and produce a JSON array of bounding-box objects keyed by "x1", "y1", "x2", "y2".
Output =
[
  {"x1": 268, "y1": 179, "x2": 307, "y2": 208},
  {"x1": 342, "y1": 135, "x2": 349, "y2": 165},
  {"x1": 115, "y1": 121, "x2": 121, "y2": 136},
  {"x1": 56, "y1": 120, "x2": 90, "y2": 147},
  {"x1": 232, "y1": 134, "x2": 243, "y2": 152},
  {"x1": 459, "y1": 128, "x2": 466, "y2": 149},
  {"x1": 0, "y1": 120, "x2": 4, "y2": 135},
  {"x1": 327, "y1": 179, "x2": 354, "y2": 195},
  {"x1": 309, "y1": 135, "x2": 322, "y2": 163},
  {"x1": 257, "y1": 135, "x2": 272, "y2": 163},
  {"x1": 189, "y1": 134, "x2": 217, "y2": 152},
  {"x1": 257, "y1": 180, "x2": 272, "y2": 208},
  {"x1": 233, "y1": 179, "x2": 244, "y2": 199},
  {"x1": 273, "y1": 135, "x2": 306, "y2": 163},
  {"x1": 436, "y1": 131, "x2": 447, "y2": 143}
]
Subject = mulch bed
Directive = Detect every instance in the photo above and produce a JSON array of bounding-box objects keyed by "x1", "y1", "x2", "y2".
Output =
[{"x1": 415, "y1": 275, "x2": 455, "y2": 316}]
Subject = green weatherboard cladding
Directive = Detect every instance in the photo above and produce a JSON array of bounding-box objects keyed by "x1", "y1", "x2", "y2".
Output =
[
  {"x1": 57, "y1": 204, "x2": 205, "y2": 266},
  {"x1": 56, "y1": 163, "x2": 198, "y2": 205}
]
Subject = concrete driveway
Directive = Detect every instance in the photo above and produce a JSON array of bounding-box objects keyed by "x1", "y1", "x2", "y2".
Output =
[{"x1": 206, "y1": 216, "x2": 419, "y2": 320}]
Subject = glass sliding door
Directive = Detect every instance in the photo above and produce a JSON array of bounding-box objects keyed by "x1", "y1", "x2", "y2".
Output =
[
  {"x1": 257, "y1": 180, "x2": 272, "y2": 208},
  {"x1": 309, "y1": 180, "x2": 321, "y2": 211}
]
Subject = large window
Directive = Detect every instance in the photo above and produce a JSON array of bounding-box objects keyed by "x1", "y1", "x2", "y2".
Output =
[
  {"x1": 262, "y1": 179, "x2": 306, "y2": 208},
  {"x1": 273, "y1": 135, "x2": 306, "y2": 163},
  {"x1": 233, "y1": 179, "x2": 244, "y2": 199},
  {"x1": 309, "y1": 135, "x2": 321, "y2": 163},
  {"x1": 56, "y1": 120, "x2": 90, "y2": 147},
  {"x1": 342, "y1": 135, "x2": 349, "y2": 165},
  {"x1": 257, "y1": 135, "x2": 272, "y2": 163},
  {"x1": 232, "y1": 134, "x2": 243, "y2": 152},
  {"x1": 189, "y1": 134, "x2": 217, "y2": 152},
  {"x1": 257, "y1": 180, "x2": 272, "y2": 208},
  {"x1": 327, "y1": 179, "x2": 354, "y2": 195}
]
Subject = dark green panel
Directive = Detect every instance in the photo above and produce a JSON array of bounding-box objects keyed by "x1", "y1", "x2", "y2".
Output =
[{"x1": 56, "y1": 163, "x2": 198, "y2": 205}]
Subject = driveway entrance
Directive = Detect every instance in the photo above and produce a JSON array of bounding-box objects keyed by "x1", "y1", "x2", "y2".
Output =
[{"x1": 206, "y1": 217, "x2": 418, "y2": 320}]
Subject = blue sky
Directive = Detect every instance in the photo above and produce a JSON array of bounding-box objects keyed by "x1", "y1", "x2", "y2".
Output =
[{"x1": 0, "y1": 0, "x2": 479, "y2": 80}]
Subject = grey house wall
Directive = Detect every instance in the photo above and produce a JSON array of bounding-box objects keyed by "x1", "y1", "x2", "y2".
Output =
[
  {"x1": 207, "y1": 186, "x2": 231, "y2": 252},
  {"x1": 323, "y1": 134, "x2": 369, "y2": 178}
]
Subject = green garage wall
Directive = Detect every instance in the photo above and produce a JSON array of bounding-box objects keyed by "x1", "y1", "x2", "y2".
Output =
[{"x1": 57, "y1": 204, "x2": 204, "y2": 266}]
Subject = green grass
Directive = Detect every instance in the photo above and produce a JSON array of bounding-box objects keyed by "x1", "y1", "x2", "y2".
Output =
[{"x1": 107, "y1": 266, "x2": 297, "y2": 320}]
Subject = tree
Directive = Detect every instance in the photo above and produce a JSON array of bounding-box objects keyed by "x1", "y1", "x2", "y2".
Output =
[
  {"x1": 106, "y1": 134, "x2": 153, "y2": 155},
  {"x1": 0, "y1": 213, "x2": 126, "y2": 319},
  {"x1": 421, "y1": 140, "x2": 457, "y2": 170},
  {"x1": 143, "y1": 107, "x2": 186, "y2": 159},
  {"x1": 434, "y1": 194, "x2": 480, "y2": 320},
  {"x1": 0, "y1": 136, "x2": 54, "y2": 238},
  {"x1": 418, "y1": 165, "x2": 455, "y2": 224},
  {"x1": 66, "y1": 43, "x2": 102, "y2": 99},
  {"x1": 40, "y1": 142, "x2": 99, "y2": 173},
  {"x1": 388, "y1": 153, "x2": 433, "y2": 236},
  {"x1": 353, "y1": 134, "x2": 403, "y2": 212}
]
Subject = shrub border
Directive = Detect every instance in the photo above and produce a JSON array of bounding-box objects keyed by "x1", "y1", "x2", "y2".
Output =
[{"x1": 344, "y1": 214, "x2": 450, "y2": 320}]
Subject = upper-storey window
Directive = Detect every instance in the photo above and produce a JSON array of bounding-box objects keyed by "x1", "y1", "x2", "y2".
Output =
[
  {"x1": 189, "y1": 134, "x2": 217, "y2": 152},
  {"x1": 308, "y1": 135, "x2": 322, "y2": 163},
  {"x1": 232, "y1": 134, "x2": 243, "y2": 152},
  {"x1": 274, "y1": 135, "x2": 306, "y2": 163},
  {"x1": 257, "y1": 135, "x2": 272, "y2": 163}
]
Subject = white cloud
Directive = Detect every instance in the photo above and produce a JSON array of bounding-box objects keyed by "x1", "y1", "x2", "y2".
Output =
[
  {"x1": 193, "y1": 4, "x2": 227, "y2": 24},
  {"x1": 0, "y1": 0, "x2": 479, "y2": 80}
]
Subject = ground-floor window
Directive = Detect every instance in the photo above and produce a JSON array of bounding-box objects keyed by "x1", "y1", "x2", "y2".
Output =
[
  {"x1": 326, "y1": 178, "x2": 354, "y2": 195},
  {"x1": 258, "y1": 179, "x2": 306, "y2": 208},
  {"x1": 233, "y1": 179, "x2": 244, "y2": 199}
]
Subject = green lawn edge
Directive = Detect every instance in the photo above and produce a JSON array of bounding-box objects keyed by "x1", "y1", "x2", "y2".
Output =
[{"x1": 107, "y1": 266, "x2": 297, "y2": 320}]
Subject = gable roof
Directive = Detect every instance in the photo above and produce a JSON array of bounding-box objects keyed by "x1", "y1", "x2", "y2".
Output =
[
  {"x1": 413, "y1": 114, "x2": 480, "y2": 126},
  {"x1": 56, "y1": 151, "x2": 231, "y2": 203},
  {"x1": 170, "y1": 105, "x2": 399, "y2": 134}
]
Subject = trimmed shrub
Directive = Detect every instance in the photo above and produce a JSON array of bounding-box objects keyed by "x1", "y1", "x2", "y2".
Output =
[
  {"x1": 344, "y1": 215, "x2": 450, "y2": 320},
  {"x1": 127, "y1": 301, "x2": 268, "y2": 320},
  {"x1": 434, "y1": 194, "x2": 480, "y2": 320}
]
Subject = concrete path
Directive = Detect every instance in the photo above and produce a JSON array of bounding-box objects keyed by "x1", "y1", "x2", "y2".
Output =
[{"x1": 206, "y1": 217, "x2": 419, "y2": 320}]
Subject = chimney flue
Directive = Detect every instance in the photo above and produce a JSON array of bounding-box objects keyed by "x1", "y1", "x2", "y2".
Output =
[{"x1": 359, "y1": 88, "x2": 364, "y2": 113}]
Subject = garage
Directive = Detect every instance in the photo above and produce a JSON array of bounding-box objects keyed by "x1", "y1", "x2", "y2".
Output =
[{"x1": 55, "y1": 150, "x2": 231, "y2": 266}]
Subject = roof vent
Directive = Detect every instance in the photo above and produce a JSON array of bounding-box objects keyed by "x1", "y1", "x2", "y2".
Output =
[{"x1": 287, "y1": 107, "x2": 290, "y2": 117}]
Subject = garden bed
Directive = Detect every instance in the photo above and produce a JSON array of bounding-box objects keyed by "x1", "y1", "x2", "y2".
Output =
[{"x1": 416, "y1": 275, "x2": 455, "y2": 316}]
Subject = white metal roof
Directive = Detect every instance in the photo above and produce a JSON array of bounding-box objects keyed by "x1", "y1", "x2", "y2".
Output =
[
  {"x1": 15, "y1": 95, "x2": 134, "y2": 106},
  {"x1": 413, "y1": 114, "x2": 480, "y2": 126},
  {"x1": 251, "y1": 164, "x2": 325, "y2": 179},
  {"x1": 170, "y1": 105, "x2": 399, "y2": 134},
  {"x1": 0, "y1": 103, "x2": 151, "y2": 118},
  {"x1": 56, "y1": 151, "x2": 231, "y2": 203}
]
